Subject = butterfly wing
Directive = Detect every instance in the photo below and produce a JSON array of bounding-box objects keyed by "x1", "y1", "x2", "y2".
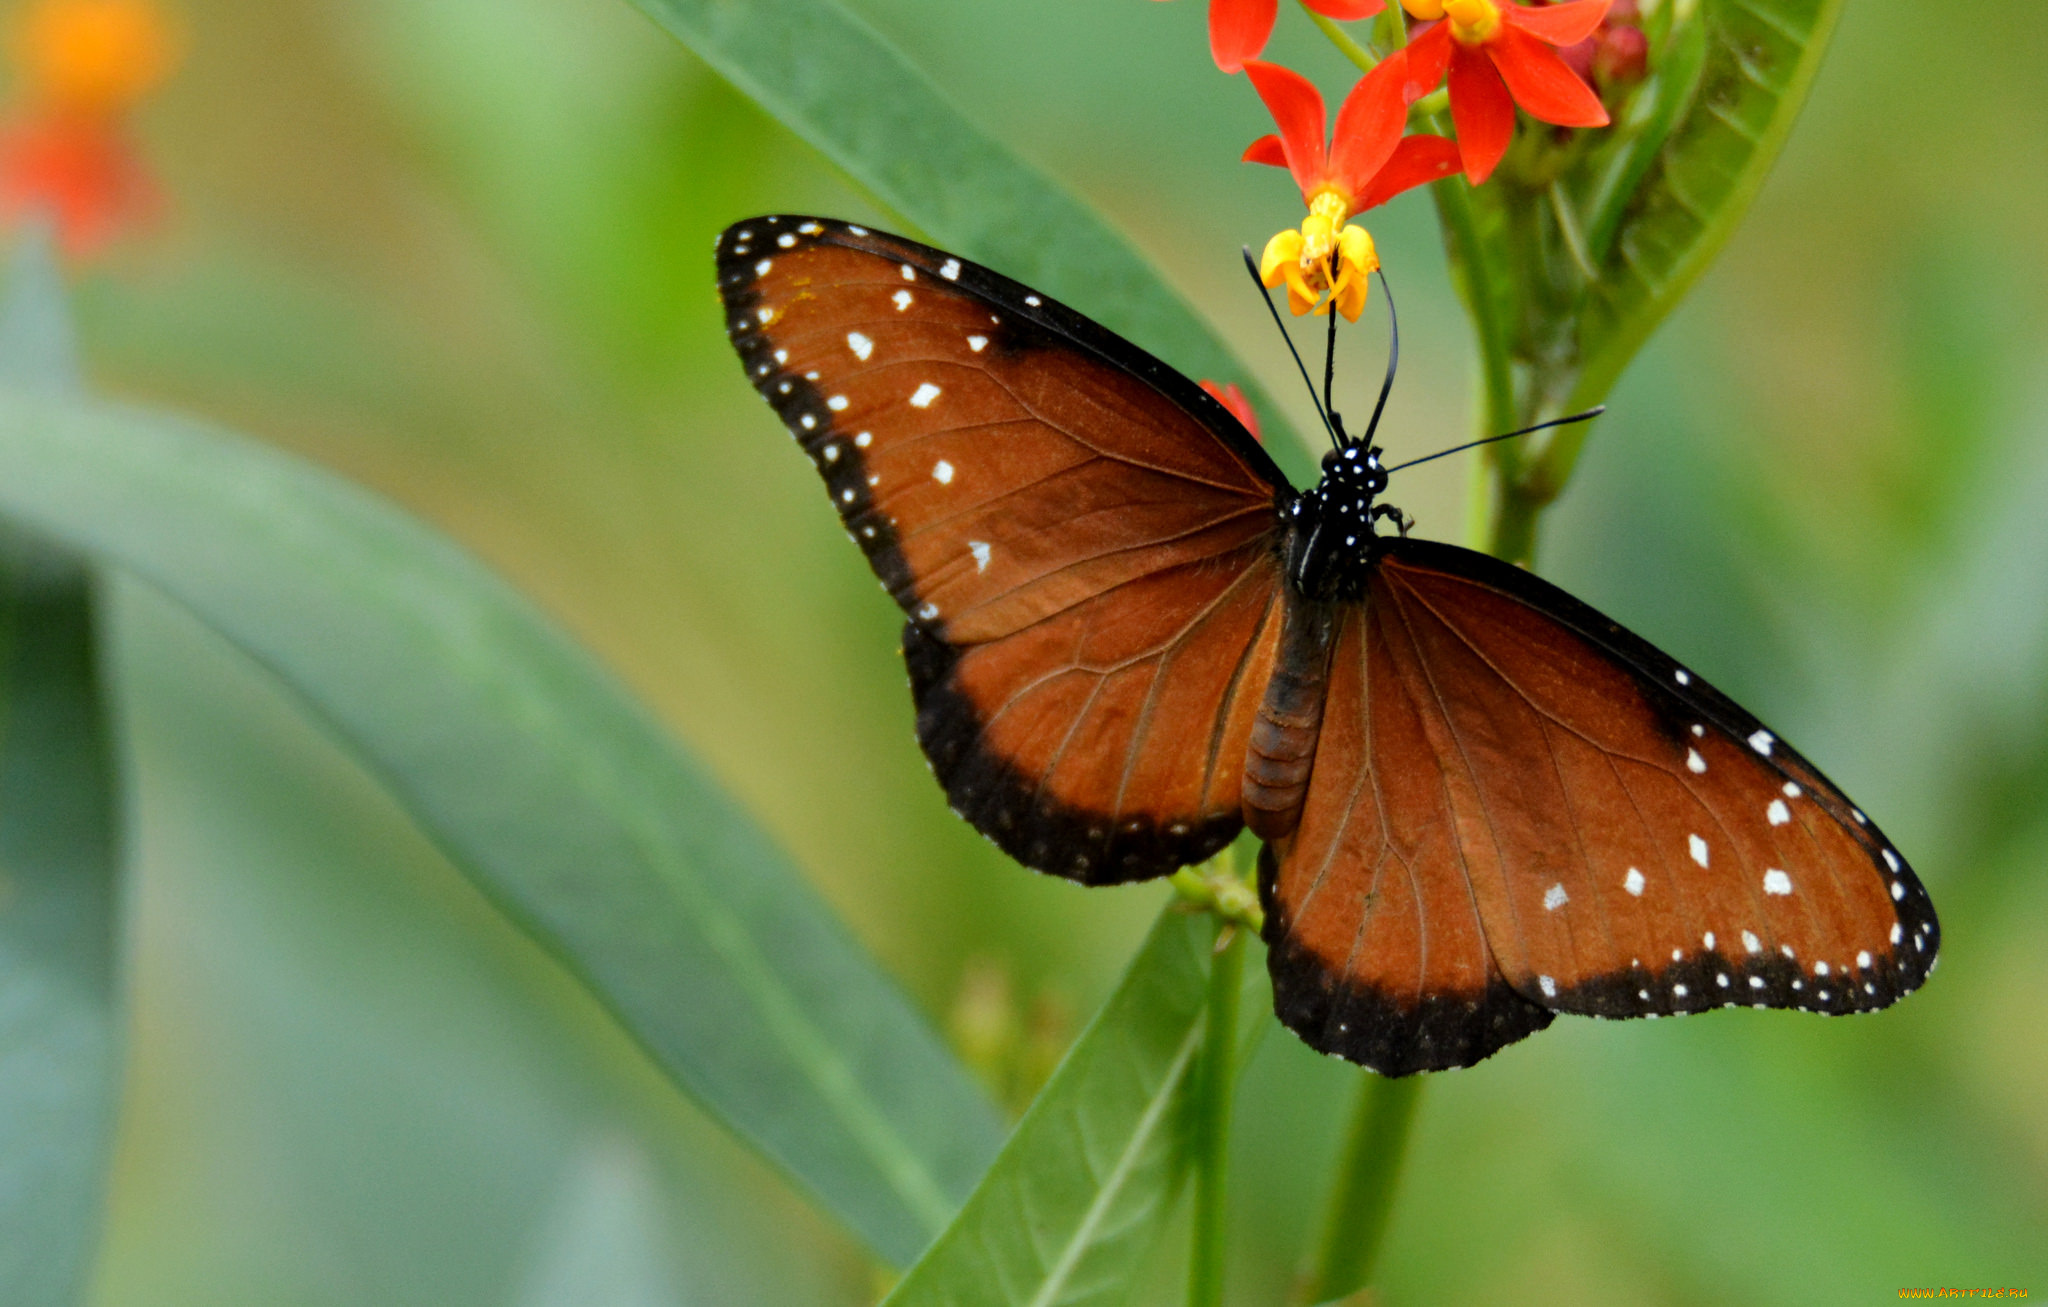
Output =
[
  {"x1": 717, "y1": 217, "x2": 1291, "y2": 883},
  {"x1": 1261, "y1": 538, "x2": 1938, "y2": 1075}
]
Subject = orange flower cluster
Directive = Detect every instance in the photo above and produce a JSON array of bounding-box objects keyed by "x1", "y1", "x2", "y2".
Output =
[
  {"x1": 0, "y1": 0, "x2": 178, "y2": 258},
  {"x1": 1160, "y1": 0, "x2": 1627, "y2": 322}
]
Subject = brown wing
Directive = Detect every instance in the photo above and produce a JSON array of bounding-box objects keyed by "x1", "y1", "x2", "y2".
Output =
[
  {"x1": 717, "y1": 216, "x2": 1291, "y2": 882},
  {"x1": 1261, "y1": 539, "x2": 1938, "y2": 1075}
]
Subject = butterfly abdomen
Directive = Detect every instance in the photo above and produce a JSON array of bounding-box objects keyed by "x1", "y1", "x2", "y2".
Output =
[{"x1": 1244, "y1": 595, "x2": 1340, "y2": 839}]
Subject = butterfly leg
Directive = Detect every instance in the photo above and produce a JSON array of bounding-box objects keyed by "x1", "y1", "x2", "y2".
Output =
[{"x1": 1370, "y1": 504, "x2": 1414, "y2": 537}]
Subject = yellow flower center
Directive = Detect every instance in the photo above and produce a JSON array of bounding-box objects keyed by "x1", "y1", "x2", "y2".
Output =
[
  {"x1": 1403, "y1": 0, "x2": 1500, "y2": 43},
  {"x1": 1258, "y1": 193, "x2": 1381, "y2": 322},
  {"x1": 11, "y1": 0, "x2": 176, "y2": 118}
]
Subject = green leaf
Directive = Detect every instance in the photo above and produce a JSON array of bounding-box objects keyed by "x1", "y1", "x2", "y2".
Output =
[
  {"x1": 883, "y1": 908, "x2": 1216, "y2": 1307},
  {"x1": 1436, "y1": 0, "x2": 1845, "y2": 555},
  {"x1": 0, "y1": 550, "x2": 120, "y2": 1307},
  {"x1": 0, "y1": 235, "x2": 121, "y2": 1306},
  {"x1": 0, "y1": 388, "x2": 1005, "y2": 1268},
  {"x1": 624, "y1": 0, "x2": 1308, "y2": 473}
]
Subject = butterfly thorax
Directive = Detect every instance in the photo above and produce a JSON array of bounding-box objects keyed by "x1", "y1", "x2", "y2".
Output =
[{"x1": 1284, "y1": 442, "x2": 1401, "y2": 600}]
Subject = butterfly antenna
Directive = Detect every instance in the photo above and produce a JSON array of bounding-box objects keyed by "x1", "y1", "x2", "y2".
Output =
[
  {"x1": 1241, "y1": 246, "x2": 1340, "y2": 448},
  {"x1": 1360, "y1": 270, "x2": 1399, "y2": 447},
  {"x1": 1322, "y1": 298, "x2": 1346, "y2": 444},
  {"x1": 1382, "y1": 406, "x2": 1607, "y2": 474}
]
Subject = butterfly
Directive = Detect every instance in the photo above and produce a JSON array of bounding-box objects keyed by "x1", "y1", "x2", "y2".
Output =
[{"x1": 715, "y1": 214, "x2": 1939, "y2": 1076}]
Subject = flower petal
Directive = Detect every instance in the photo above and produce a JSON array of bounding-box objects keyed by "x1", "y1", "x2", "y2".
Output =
[
  {"x1": 1400, "y1": 22, "x2": 1454, "y2": 100},
  {"x1": 1491, "y1": 25, "x2": 1609, "y2": 126},
  {"x1": 1447, "y1": 42, "x2": 1516, "y2": 183},
  {"x1": 1241, "y1": 133, "x2": 1289, "y2": 168},
  {"x1": 1502, "y1": 0, "x2": 1610, "y2": 47},
  {"x1": 1243, "y1": 60, "x2": 1329, "y2": 196},
  {"x1": 1356, "y1": 133, "x2": 1463, "y2": 208},
  {"x1": 1199, "y1": 381, "x2": 1263, "y2": 440},
  {"x1": 1329, "y1": 56, "x2": 1411, "y2": 200},
  {"x1": 1209, "y1": 0, "x2": 1278, "y2": 73},
  {"x1": 1304, "y1": 0, "x2": 1386, "y2": 18}
]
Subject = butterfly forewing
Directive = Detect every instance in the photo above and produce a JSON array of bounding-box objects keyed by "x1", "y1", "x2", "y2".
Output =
[
  {"x1": 1262, "y1": 539, "x2": 1937, "y2": 1073},
  {"x1": 1375, "y1": 542, "x2": 1937, "y2": 1015},
  {"x1": 718, "y1": 216, "x2": 1291, "y2": 882}
]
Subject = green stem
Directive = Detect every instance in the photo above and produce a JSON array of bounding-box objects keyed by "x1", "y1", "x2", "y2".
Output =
[
  {"x1": 1299, "y1": 1074, "x2": 1424, "y2": 1304},
  {"x1": 1303, "y1": 5, "x2": 1380, "y2": 73},
  {"x1": 1186, "y1": 922, "x2": 1247, "y2": 1307}
]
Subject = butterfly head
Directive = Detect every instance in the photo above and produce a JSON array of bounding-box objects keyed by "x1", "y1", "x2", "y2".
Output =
[{"x1": 1285, "y1": 442, "x2": 1407, "y2": 596}]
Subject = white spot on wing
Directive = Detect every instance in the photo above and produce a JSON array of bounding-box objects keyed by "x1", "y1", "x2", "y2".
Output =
[
  {"x1": 969, "y1": 540, "x2": 991, "y2": 571},
  {"x1": 1783, "y1": 782, "x2": 1802, "y2": 798},
  {"x1": 940, "y1": 258, "x2": 961, "y2": 280},
  {"x1": 777, "y1": 233, "x2": 797, "y2": 248},
  {"x1": 1881, "y1": 848, "x2": 1900, "y2": 872},
  {"x1": 1891, "y1": 880, "x2": 1905, "y2": 901},
  {"x1": 855, "y1": 432, "x2": 873, "y2": 448},
  {"x1": 1024, "y1": 294, "x2": 1041, "y2": 306},
  {"x1": 1742, "y1": 930, "x2": 1761, "y2": 954},
  {"x1": 757, "y1": 307, "x2": 775, "y2": 324},
  {"x1": 1539, "y1": 975, "x2": 1557, "y2": 999},
  {"x1": 1856, "y1": 950, "x2": 1872, "y2": 969},
  {"x1": 1763, "y1": 869, "x2": 1793, "y2": 895},
  {"x1": 893, "y1": 289, "x2": 914, "y2": 311},
  {"x1": 910, "y1": 382, "x2": 942, "y2": 408},
  {"x1": 755, "y1": 259, "x2": 772, "y2": 275},
  {"x1": 847, "y1": 224, "x2": 868, "y2": 236},
  {"x1": 917, "y1": 602, "x2": 939, "y2": 620},
  {"x1": 847, "y1": 331, "x2": 873, "y2": 361},
  {"x1": 1543, "y1": 883, "x2": 1568, "y2": 911},
  {"x1": 932, "y1": 459, "x2": 955, "y2": 484},
  {"x1": 900, "y1": 264, "x2": 916, "y2": 280},
  {"x1": 1748, "y1": 729, "x2": 1775, "y2": 755},
  {"x1": 1689, "y1": 834, "x2": 1709, "y2": 867},
  {"x1": 1768, "y1": 799, "x2": 1791, "y2": 825},
  {"x1": 1624, "y1": 867, "x2": 1645, "y2": 896},
  {"x1": 967, "y1": 334, "x2": 988, "y2": 352},
  {"x1": 827, "y1": 395, "x2": 850, "y2": 411},
  {"x1": 1675, "y1": 669, "x2": 1691, "y2": 685},
  {"x1": 1687, "y1": 748, "x2": 1707, "y2": 774}
]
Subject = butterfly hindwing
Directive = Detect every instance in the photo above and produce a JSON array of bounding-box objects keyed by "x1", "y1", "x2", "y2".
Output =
[
  {"x1": 1259, "y1": 600, "x2": 1556, "y2": 1076},
  {"x1": 718, "y1": 216, "x2": 1292, "y2": 882}
]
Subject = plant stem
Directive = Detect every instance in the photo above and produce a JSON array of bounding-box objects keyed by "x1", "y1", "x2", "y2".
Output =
[
  {"x1": 1299, "y1": 1073, "x2": 1424, "y2": 1304},
  {"x1": 1303, "y1": 5, "x2": 1380, "y2": 73},
  {"x1": 1186, "y1": 921, "x2": 1247, "y2": 1307}
]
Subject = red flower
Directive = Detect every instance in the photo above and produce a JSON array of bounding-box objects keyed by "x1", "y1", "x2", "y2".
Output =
[
  {"x1": 1200, "y1": 380, "x2": 1262, "y2": 440},
  {"x1": 1242, "y1": 58, "x2": 1461, "y2": 318},
  {"x1": 0, "y1": 0, "x2": 177, "y2": 259},
  {"x1": 1155, "y1": 0, "x2": 1388, "y2": 75},
  {"x1": 1397, "y1": 0, "x2": 1610, "y2": 184},
  {"x1": 0, "y1": 116, "x2": 150, "y2": 259}
]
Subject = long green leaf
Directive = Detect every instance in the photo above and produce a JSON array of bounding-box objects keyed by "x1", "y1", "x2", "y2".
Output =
[
  {"x1": 0, "y1": 236, "x2": 121, "y2": 1307},
  {"x1": 884, "y1": 908, "x2": 1215, "y2": 1307},
  {"x1": 625, "y1": 0, "x2": 1306, "y2": 470},
  {"x1": 0, "y1": 388, "x2": 1004, "y2": 1268},
  {"x1": 0, "y1": 547, "x2": 120, "y2": 1307}
]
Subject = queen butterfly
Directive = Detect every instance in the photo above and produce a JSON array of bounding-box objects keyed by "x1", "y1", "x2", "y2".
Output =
[{"x1": 715, "y1": 215, "x2": 1939, "y2": 1076}]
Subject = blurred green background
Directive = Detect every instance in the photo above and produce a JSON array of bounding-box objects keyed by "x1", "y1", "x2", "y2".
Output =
[{"x1": 40, "y1": 0, "x2": 2048, "y2": 1301}]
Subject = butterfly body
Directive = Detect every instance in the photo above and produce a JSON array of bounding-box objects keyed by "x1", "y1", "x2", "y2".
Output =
[{"x1": 716, "y1": 214, "x2": 1938, "y2": 1075}]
